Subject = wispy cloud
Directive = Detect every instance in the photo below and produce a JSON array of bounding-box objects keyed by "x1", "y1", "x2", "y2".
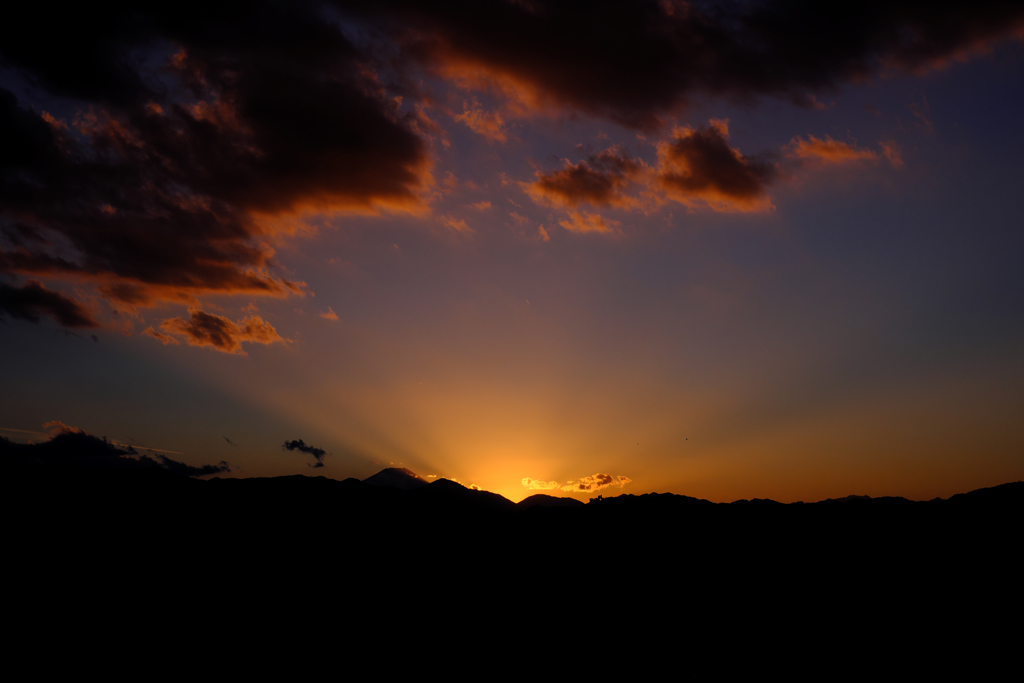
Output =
[
  {"x1": 454, "y1": 99, "x2": 507, "y2": 143},
  {"x1": 787, "y1": 135, "x2": 878, "y2": 163},
  {"x1": 559, "y1": 210, "x2": 618, "y2": 235},
  {"x1": 441, "y1": 215, "x2": 474, "y2": 235}
]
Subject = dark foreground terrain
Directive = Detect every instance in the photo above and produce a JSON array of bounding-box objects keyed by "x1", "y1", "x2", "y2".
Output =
[
  {"x1": 7, "y1": 466, "x2": 1020, "y2": 593},
  {"x1": 4, "y1": 444, "x2": 1020, "y2": 667}
]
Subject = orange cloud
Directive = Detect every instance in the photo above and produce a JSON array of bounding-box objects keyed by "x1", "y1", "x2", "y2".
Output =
[
  {"x1": 560, "y1": 473, "x2": 633, "y2": 494},
  {"x1": 788, "y1": 135, "x2": 878, "y2": 163},
  {"x1": 318, "y1": 307, "x2": 339, "y2": 321},
  {"x1": 454, "y1": 100, "x2": 508, "y2": 142},
  {"x1": 656, "y1": 120, "x2": 777, "y2": 212},
  {"x1": 523, "y1": 128, "x2": 785, "y2": 230},
  {"x1": 559, "y1": 210, "x2": 617, "y2": 235},
  {"x1": 432, "y1": 57, "x2": 552, "y2": 120},
  {"x1": 524, "y1": 121, "x2": 902, "y2": 231},
  {"x1": 154, "y1": 309, "x2": 284, "y2": 355},
  {"x1": 526, "y1": 149, "x2": 643, "y2": 208},
  {"x1": 880, "y1": 140, "x2": 904, "y2": 169},
  {"x1": 441, "y1": 215, "x2": 474, "y2": 234},
  {"x1": 521, "y1": 477, "x2": 561, "y2": 490},
  {"x1": 442, "y1": 171, "x2": 459, "y2": 192}
]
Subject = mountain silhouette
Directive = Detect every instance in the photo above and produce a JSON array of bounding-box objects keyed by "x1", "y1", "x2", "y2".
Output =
[
  {"x1": 517, "y1": 493, "x2": 585, "y2": 510},
  {"x1": 408, "y1": 477, "x2": 517, "y2": 514},
  {"x1": 362, "y1": 467, "x2": 429, "y2": 491},
  {"x1": 5, "y1": 446, "x2": 1020, "y2": 649},
  {"x1": 3, "y1": 434, "x2": 1018, "y2": 671},
  {"x1": 823, "y1": 494, "x2": 872, "y2": 503}
]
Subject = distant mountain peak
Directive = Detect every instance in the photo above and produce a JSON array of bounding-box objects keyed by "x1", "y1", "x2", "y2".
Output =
[
  {"x1": 428, "y1": 477, "x2": 465, "y2": 489},
  {"x1": 362, "y1": 467, "x2": 429, "y2": 491},
  {"x1": 828, "y1": 494, "x2": 872, "y2": 503},
  {"x1": 410, "y1": 477, "x2": 517, "y2": 513},
  {"x1": 517, "y1": 494, "x2": 584, "y2": 510}
]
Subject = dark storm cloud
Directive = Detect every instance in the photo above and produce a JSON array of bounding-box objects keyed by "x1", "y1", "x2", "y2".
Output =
[
  {"x1": 348, "y1": 0, "x2": 1024, "y2": 128},
  {"x1": 0, "y1": 280, "x2": 98, "y2": 328},
  {"x1": 0, "y1": 2, "x2": 429, "y2": 315},
  {"x1": 0, "y1": 428, "x2": 230, "y2": 477},
  {"x1": 282, "y1": 439, "x2": 327, "y2": 468},
  {"x1": 3, "y1": 1, "x2": 1021, "y2": 330}
]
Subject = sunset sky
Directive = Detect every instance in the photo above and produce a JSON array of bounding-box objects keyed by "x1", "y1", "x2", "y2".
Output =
[{"x1": 2, "y1": 2, "x2": 1023, "y2": 502}]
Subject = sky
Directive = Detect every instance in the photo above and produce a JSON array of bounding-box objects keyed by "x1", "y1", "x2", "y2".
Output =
[{"x1": 2, "y1": 1, "x2": 1024, "y2": 503}]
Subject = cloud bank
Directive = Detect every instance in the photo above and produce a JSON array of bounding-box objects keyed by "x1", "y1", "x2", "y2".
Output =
[{"x1": 357, "y1": 0, "x2": 1024, "y2": 128}]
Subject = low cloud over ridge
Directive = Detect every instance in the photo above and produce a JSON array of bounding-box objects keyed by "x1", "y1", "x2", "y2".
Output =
[
  {"x1": 521, "y1": 477, "x2": 561, "y2": 491},
  {"x1": 523, "y1": 473, "x2": 632, "y2": 494},
  {"x1": 1, "y1": 423, "x2": 229, "y2": 477},
  {"x1": 561, "y1": 473, "x2": 632, "y2": 494},
  {"x1": 282, "y1": 439, "x2": 327, "y2": 468}
]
